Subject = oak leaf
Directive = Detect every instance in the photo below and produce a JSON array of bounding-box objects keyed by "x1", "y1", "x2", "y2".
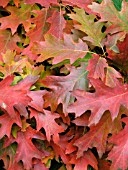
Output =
[
  {"x1": 14, "y1": 127, "x2": 45, "y2": 170},
  {"x1": 0, "y1": 112, "x2": 21, "y2": 139},
  {"x1": 24, "y1": 0, "x2": 58, "y2": 7},
  {"x1": 30, "y1": 108, "x2": 64, "y2": 143},
  {"x1": 47, "y1": 9, "x2": 66, "y2": 39},
  {"x1": 88, "y1": 0, "x2": 128, "y2": 35},
  {"x1": 108, "y1": 117, "x2": 128, "y2": 170},
  {"x1": 1, "y1": 145, "x2": 24, "y2": 170},
  {"x1": 34, "y1": 162, "x2": 48, "y2": 170},
  {"x1": 86, "y1": 54, "x2": 108, "y2": 81},
  {"x1": 0, "y1": 0, "x2": 20, "y2": 7},
  {"x1": 31, "y1": 34, "x2": 88, "y2": 64},
  {"x1": 0, "y1": 50, "x2": 35, "y2": 78},
  {"x1": 0, "y1": 30, "x2": 21, "y2": 60},
  {"x1": 69, "y1": 8, "x2": 105, "y2": 47},
  {"x1": 0, "y1": 4, "x2": 37, "y2": 34},
  {"x1": 27, "y1": 9, "x2": 52, "y2": 42},
  {"x1": 62, "y1": 0, "x2": 93, "y2": 13},
  {"x1": 42, "y1": 64, "x2": 88, "y2": 113},
  {"x1": 69, "y1": 151, "x2": 98, "y2": 170},
  {"x1": 0, "y1": 75, "x2": 38, "y2": 118},
  {"x1": 68, "y1": 78, "x2": 128, "y2": 125},
  {"x1": 74, "y1": 112, "x2": 112, "y2": 158},
  {"x1": 28, "y1": 90, "x2": 46, "y2": 112},
  {"x1": 86, "y1": 54, "x2": 122, "y2": 87},
  {"x1": 107, "y1": 34, "x2": 128, "y2": 74}
]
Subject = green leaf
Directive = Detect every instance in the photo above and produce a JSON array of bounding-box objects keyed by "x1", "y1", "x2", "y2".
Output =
[
  {"x1": 97, "y1": 0, "x2": 102, "y2": 2},
  {"x1": 12, "y1": 125, "x2": 20, "y2": 138},
  {"x1": 68, "y1": 8, "x2": 106, "y2": 47},
  {"x1": 112, "y1": 0, "x2": 122, "y2": 11},
  {"x1": 11, "y1": 76, "x2": 22, "y2": 86},
  {"x1": 97, "y1": 0, "x2": 123, "y2": 11}
]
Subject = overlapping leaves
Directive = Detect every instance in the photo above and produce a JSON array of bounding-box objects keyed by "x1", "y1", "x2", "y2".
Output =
[{"x1": 0, "y1": 0, "x2": 127, "y2": 170}]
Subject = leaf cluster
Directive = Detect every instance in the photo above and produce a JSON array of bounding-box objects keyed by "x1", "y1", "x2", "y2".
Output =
[{"x1": 0, "y1": 0, "x2": 127, "y2": 170}]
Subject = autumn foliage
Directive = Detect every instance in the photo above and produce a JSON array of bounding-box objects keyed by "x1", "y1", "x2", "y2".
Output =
[{"x1": 0, "y1": 0, "x2": 128, "y2": 169}]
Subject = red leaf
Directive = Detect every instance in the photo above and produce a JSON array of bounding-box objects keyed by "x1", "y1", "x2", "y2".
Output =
[
  {"x1": 87, "y1": 54, "x2": 108, "y2": 81},
  {"x1": 27, "y1": 9, "x2": 52, "y2": 42},
  {"x1": 0, "y1": 75, "x2": 38, "y2": 117},
  {"x1": 88, "y1": 0, "x2": 128, "y2": 35},
  {"x1": 51, "y1": 142, "x2": 70, "y2": 165},
  {"x1": 1, "y1": 142, "x2": 23, "y2": 170},
  {"x1": 24, "y1": 0, "x2": 58, "y2": 7},
  {"x1": 98, "y1": 159, "x2": 111, "y2": 170},
  {"x1": 0, "y1": 0, "x2": 10, "y2": 7},
  {"x1": 108, "y1": 117, "x2": 128, "y2": 170},
  {"x1": 31, "y1": 34, "x2": 88, "y2": 64},
  {"x1": 30, "y1": 108, "x2": 64, "y2": 143},
  {"x1": 0, "y1": 30, "x2": 21, "y2": 60},
  {"x1": 42, "y1": 64, "x2": 88, "y2": 113},
  {"x1": 57, "y1": 127, "x2": 78, "y2": 154},
  {"x1": 47, "y1": 9, "x2": 66, "y2": 39},
  {"x1": 86, "y1": 54, "x2": 122, "y2": 87},
  {"x1": 7, "y1": 161, "x2": 24, "y2": 170},
  {"x1": 0, "y1": 0, "x2": 19, "y2": 7},
  {"x1": 62, "y1": 0, "x2": 93, "y2": 13},
  {"x1": 69, "y1": 151, "x2": 98, "y2": 170},
  {"x1": 68, "y1": 78, "x2": 128, "y2": 125},
  {"x1": 74, "y1": 112, "x2": 112, "y2": 158},
  {"x1": 0, "y1": 4, "x2": 37, "y2": 34},
  {"x1": 28, "y1": 90, "x2": 46, "y2": 112},
  {"x1": 72, "y1": 112, "x2": 89, "y2": 126},
  {"x1": 15, "y1": 127, "x2": 45, "y2": 170},
  {"x1": 107, "y1": 34, "x2": 128, "y2": 74},
  {"x1": 34, "y1": 162, "x2": 48, "y2": 170},
  {"x1": 0, "y1": 112, "x2": 21, "y2": 139}
]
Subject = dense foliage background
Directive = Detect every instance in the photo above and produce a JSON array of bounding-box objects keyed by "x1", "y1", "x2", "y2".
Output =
[{"x1": 0, "y1": 0, "x2": 128, "y2": 169}]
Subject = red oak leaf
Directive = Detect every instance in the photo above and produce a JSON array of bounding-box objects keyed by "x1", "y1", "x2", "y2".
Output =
[
  {"x1": 0, "y1": 4, "x2": 36, "y2": 34},
  {"x1": 105, "y1": 66, "x2": 122, "y2": 87},
  {"x1": 27, "y1": 9, "x2": 52, "y2": 42},
  {"x1": 42, "y1": 64, "x2": 88, "y2": 114},
  {"x1": 68, "y1": 78, "x2": 128, "y2": 125},
  {"x1": 51, "y1": 142, "x2": 70, "y2": 165},
  {"x1": 1, "y1": 126, "x2": 45, "y2": 170},
  {"x1": 14, "y1": 126, "x2": 45, "y2": 170},
  {"x1": 86, "y1": 54, "x2": 122, "y2": 87},
  {"x1": 0, "y1": 0, "x2": 10, "y2": 7},
  {"x1": 69, "y1": 151, "x2": 98, "y2": 170},
  {"x1": 0, "y1": 0, "x2": 20, "y2": 7},
  {"x1": 0, "y1": 75, "x2": 38, "y2": 118},
  {"x1": 74, "y1": 112, "x2": 112, "y2": 158},
  {"x1": 0, "y1": 50, "x2": 36, "y2": 78},
  {"x1": 47, "y1": 9, "x2": 66, "y2": 39},
  {"x1": 86, "y1": 54, "x2": 108, "y2": 81},
  {"x1": 30, "y1": 108, "x2": 64, "y2": 143},
  {"x1": 88, "y1": 0, "x2": 128, "y2": 35},
  {"x1": 0, "y1": 30, "x2": 21, "y2": 60},
  {"x1": 1, "y1": 146, "x2": 24, "y2": 170},
  {"x1": 31, "y1": 34, "x2": 88, "y2": 64},
  {"x1": 68, "y1": 8, "x2": 105, "y2": 47},
  {"x1": 72, "y1": 112, "x2": 90, "y2": 126},
  {"x1": 57, "y1": 127, "x2": 77, "y2": 154},
  {"x1": 22, "y1": 42, "x2": 39, "y2": 61},
  {"x1": 108, "y1": 117, "x2": 128, "y2": 170},
  {"x1": 107, "y1": 34, "x2": 128, "y2": 74},
  {"x1": 62, "y1": 0, "x2": 93, "y2": 13},
  {"x1": 28, "y1": 90, "x2": 46, "y2": 112},
  {"x1": 98, "y1": 159, "x2": 111, "y2": 170},
  {"x1": 0, "y1": 112, "x2": 21, "y2": 139},
  {"x1": 24, "y1": 0, "x2": 58, "y2": 7},
  {"x1": 34, "y1": 162, "x2": 48, "y2": 170}
]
